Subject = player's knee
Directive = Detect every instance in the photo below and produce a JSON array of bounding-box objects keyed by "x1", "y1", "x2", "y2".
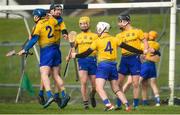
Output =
[
  {"x1": 52, "y1": 72, "x2": 60, "y2": 78},
  {"x1": 118, "y1": 83, "x2": 123, "y2": 90},
  {"x1": 81, "y1": 80, "x2": 88, "y2": 86},
  {"x1": 81, "y1": 84, "x2": 87, "y2": 89},
  {"x1": 96, "y1": 85, "x2": 102, "y2": 92},
  {"x1": 142, "y1": 83, "x2": 148, "y2": 89},
  {"x1": 142, "y1": 85, "x2": 147, "y2": 90},
  {"x1": 95, "y1": 88, "x2": 99, "y2": 93},
  {"x1": 127, "y1": 80, "x2": 133, "y2": 84},
  {"x1": 150, "y1": 80, "x2": 157, "y2": 86},
  {"x1": 133, "y1": 82, "x2": 139, "y2": 88}
]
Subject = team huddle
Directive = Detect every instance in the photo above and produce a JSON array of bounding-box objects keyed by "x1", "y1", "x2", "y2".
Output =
[{"x1": 17, "y1": 3, "x2": 161, "y2": 112}]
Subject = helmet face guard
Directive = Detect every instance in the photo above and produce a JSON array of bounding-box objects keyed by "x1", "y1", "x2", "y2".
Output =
[
  {"x1": 49, "y1": 4, "x2": 63, "y2": 17},
  {"x1": 118, "y1": 15, "x2": 130, "y2": 22},
  {"x1": 50, "y1": 4, "x2": 62, "y2": 11},
  {"x1": 117, "y1": 14, "x2": 130, "y2": 30}
]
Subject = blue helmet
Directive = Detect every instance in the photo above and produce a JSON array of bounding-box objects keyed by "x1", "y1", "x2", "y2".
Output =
[{"x1": 32, "y1": 8, "x2": 46, "y2": 17}]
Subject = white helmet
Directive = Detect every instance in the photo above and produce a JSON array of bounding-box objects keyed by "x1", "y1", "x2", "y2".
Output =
[{"x1": 96, "y1": 22, "x2": 110, "y2": 34}]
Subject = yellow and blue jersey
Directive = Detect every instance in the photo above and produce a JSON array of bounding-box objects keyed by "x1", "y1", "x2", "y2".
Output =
[
  {"x1": 116, "y1": 28, "x2": 144, "y2": 56},
  {"x1": 54, "y1": 19, "x2": 67, "y2": 44},
  {"x1": 75, "y1": 31, "x2": 98, "y2": 56},
  {"x1": 147, "y1": 41, "x2": 160, "y2": 51},
  {"x1": 89, "y1": 33, "x2": 120, "y2": 80},
  {"x1": 90, "y1": 33, "x2": 120, "y2": 62},
  {"x1": 141, "y1": 40, "x2": 160, "y2": 61},
  {"x1": 27, "y1": 17, "x2": 63, "y2": 67},
  {"x1": 32, "y1": 17, "x2": 58, "y2": 47},
  {"x1": 117, "y1": 28, "x2": 143, "y2": 75}
]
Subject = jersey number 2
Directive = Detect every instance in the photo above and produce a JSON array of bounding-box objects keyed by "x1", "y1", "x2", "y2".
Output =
[
  {"x1": 104, "y1": 41, "x2": 113, "y2": 54},
  {"x1": 46, "y1": 26, "x2": 53, "y2": 38}
]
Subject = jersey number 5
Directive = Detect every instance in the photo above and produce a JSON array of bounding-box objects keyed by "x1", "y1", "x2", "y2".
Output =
[
  {"x1": 46, "y1": 26, "x2": 53, "y2": 38},
  {"x1": 104, "y1": 41, "x2": 113, "y2": 54}
]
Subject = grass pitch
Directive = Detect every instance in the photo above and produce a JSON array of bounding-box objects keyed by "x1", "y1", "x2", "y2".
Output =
[{"x1": 0, "y1": 103, "x2": 180, "y2": 114}]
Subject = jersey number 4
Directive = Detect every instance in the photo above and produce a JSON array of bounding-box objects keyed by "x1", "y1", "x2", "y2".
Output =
[
  {"x1": 104, "y1": 41, "x2": 113, "y2": 54},
  {"x1": 46, "y1": 26, "x2": 53, "y2": 38}
]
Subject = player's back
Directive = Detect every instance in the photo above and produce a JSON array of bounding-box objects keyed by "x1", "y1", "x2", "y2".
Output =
[
  {"x1": 141, "y1": 40, "x2": 160, "y2": 51},
  {"x1": 142, "y1": 40, "x2": 160, "y2": 62},
  {"x1": 116, "y1": 28, "x2": 144, "y2": 56},
  {"x1": 148, "y1": 41, "x2": 160, "y2": 51},
  {"x1": 34, "y1": 17, "x2": 58, "y2": 47},
  {"x1": 91, "y1": 33, "x2": 118, "y2": 62}
]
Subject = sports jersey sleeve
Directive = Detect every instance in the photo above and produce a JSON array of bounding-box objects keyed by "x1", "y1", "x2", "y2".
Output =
[
  {"x1": 75, "y1": 48, "x2": 94, "y2": 58},
  {"x1": 49, "y1": 17, "x2": 58, "y2": 26},
  {"x1": 94, "y1": 34, "x2": 98, "y2": 40},
  {"x1": 115, "y1": 34, "x2": 119, "y2": 40},
  {"x1": 32, "y1": 24, "x2": 41, "y2": 36},
  {"x1": 154, "y1": 42, "x2": 160, "y2": 51},
  {"x1": 24, "y1": 35, "x2": 39, "y2": 51},
  {"x1": 60, "y1": 21, "x2": 67, "y2": 30},
  {"x1": 152, "y1": 42, "x2": 161, "y2": 56},
  {"x1": 138, "y1": 29, "x2": 145, "y2": 40},
  {"x1": 116, "y1": 37, "x2": 123, "y2": 46},
  {"x1": 119, "y1": 42, "x2": 143, "y2": 54}
]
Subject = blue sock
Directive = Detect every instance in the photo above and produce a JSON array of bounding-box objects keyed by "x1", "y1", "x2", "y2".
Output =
[
  {"x1": 155, "y1": 96, "x2": 160, "y2": 104},
  {"x1": 133, "y1": 98, "x2": 139, "y2": 107},
  {"x1": 116, "y1": 98, "x2": 122, "y2": 107},
  {"x1": 125, "y1": 102, "x2": 130, "y2": 108},
  {"x1": 54, "y1": 93, "x2": 59, "y2": 99},
  {"x1": 46, "y1": 90, "x2": 53, "y2": 99},
  {"x1": 61, "y1": 90, "x2": 66, "y2": 97},
  {"x1": 142, "y1": 100, "x2": 148, "y2": 105},
  {"x1": 38, "y1": 90, "x2": 44, "y2": 97},
  {"x1": 103, "y1": 99, "x2": 110, "y2": 105}
]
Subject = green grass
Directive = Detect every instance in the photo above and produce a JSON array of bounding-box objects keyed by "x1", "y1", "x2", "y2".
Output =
[
  {"x1": 0, "y1": 103, "x2": 179, "y2": 114},
  {"x1": 0, "y1": 14, "x2": 180, "y2": 113}
]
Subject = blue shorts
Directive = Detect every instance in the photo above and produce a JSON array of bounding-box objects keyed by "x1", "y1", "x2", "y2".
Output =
[
  {"x1": 118, "y1": 55, "x2": 141, "y2": 76},
  {"x1": 78, "y1": 56, "x2": 97, "y2": 75},
  {"x1": 140, "y1": 61, "x2": 157, "y2": 79},
  {"x1": 96, "y1": 61, "x2": 118, "y2": 81},
  {"x1": 40, "y1": 44, "x2": 61, "y2": 67}
]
